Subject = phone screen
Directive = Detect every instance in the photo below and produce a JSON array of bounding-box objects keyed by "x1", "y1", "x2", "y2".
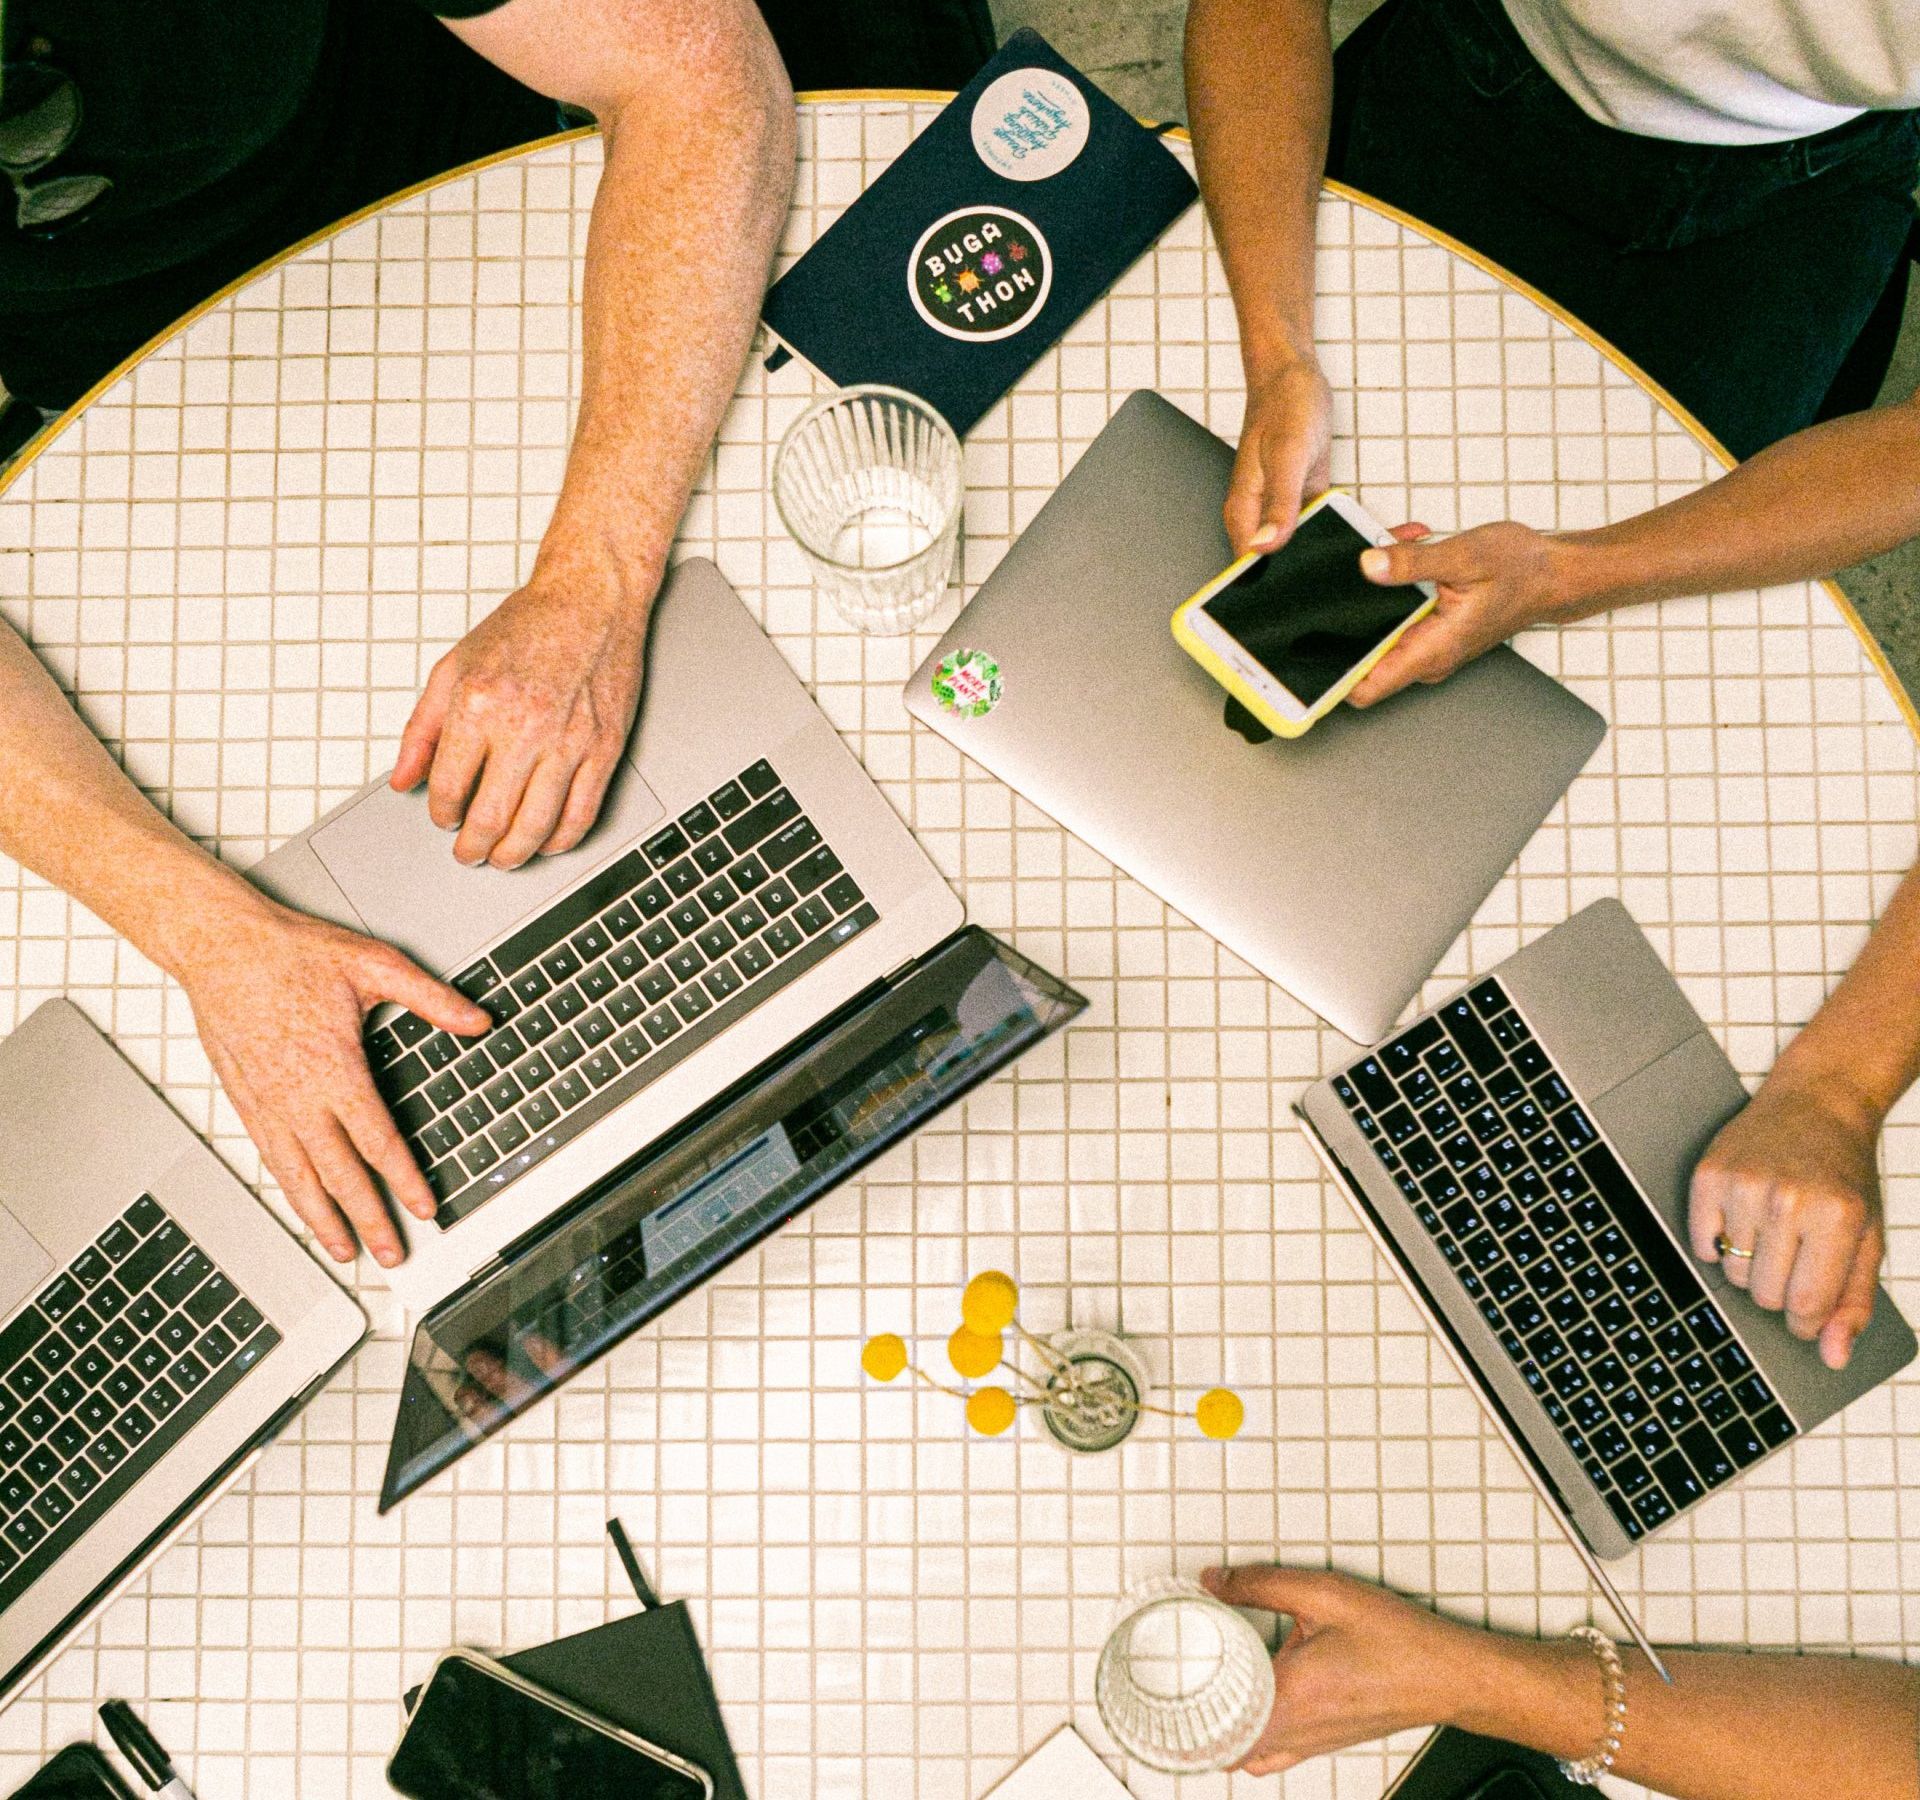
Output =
[
  {"x1": 389, "y1": 1657, "x2": 708, "y2": 1800},
  {"x1": 1200, "y1": 503, "x2": 1425, "y2": 707}
]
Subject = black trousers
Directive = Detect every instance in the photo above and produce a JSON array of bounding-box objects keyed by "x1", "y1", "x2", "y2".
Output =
[
  {"x1": 1328, "y1": 0, "x2": 1920, "y2": 458},
  {"x1": 0, "y1": 0, "x2": 994, "y2": 417}
]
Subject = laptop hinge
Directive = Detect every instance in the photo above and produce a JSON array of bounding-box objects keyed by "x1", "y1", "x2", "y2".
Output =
[
  {"x1": 884, "y1": 957, "x2": 919, "y2": 986},
  {"x1": 468, "y1": 1255, "x2": 508, "y2": 1287}
]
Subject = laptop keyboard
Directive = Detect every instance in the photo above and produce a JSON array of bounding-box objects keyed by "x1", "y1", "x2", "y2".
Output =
[
  {"x1": 0, "y1": 1195, "x2": 281, "y2": 1612},
  {"x1": 366, "y1": 758, "x2": 879, "y2": 1228},
  {"x1": 1333, "y1": 978, "x2": 1798, "y2": 1544}
]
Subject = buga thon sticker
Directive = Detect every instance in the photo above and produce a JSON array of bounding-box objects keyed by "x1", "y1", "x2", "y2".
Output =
[
  {"x1": 909, "y1": 206, "x2": 1052, "y2": 344},
  {"x1": 970, "y1": 67, "x2": 1090, "y2": 181}
]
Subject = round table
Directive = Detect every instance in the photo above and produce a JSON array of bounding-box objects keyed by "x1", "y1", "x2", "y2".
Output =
[{"x1": 1, "y1": 96, "x2": 1917, "y2": 1800}]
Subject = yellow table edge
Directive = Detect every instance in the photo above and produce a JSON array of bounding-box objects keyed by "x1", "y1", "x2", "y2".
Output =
[{"x1": 4, "y1": 91, "x2": 1911, "y2": 744}]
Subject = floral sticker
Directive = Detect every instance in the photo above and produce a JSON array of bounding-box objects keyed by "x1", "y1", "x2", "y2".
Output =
[{"x1": 931, "y1": 648, "x2": 1003, "y2": 719}]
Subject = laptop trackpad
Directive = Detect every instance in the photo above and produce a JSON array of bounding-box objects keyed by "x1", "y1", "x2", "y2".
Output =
[
  {"x1": 0, "y1": 1207, "x2": 54, "y2": 1320},
  {"x1": 311, "y1": 754, "x2": 666, "y2": 976}
]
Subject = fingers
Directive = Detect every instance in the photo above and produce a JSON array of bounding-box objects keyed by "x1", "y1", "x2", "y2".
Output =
[
  {"x1": 361, "y1": 943, "x2": 492, "y2": 1036},
  {"x1": 304, "y1": 1115, "x2": 410, "y2": 1268},
  {"x1": 339, "y1": 1079, "x2": 438, "y2": 1224},
  {"x1": 1819, "y1": 1225, "x2": 1884, "y2": 1370},
  {"x1": 542, "y1": 748, "x2": 622, "y2": 857},
  {"x1": 489, "y1": 756, "x2": 578, "y2": 870},
  {"x1": 1347, "y1": 616, "x2": 1457, "y2": 708},
  {"x1": 1689, "y1": 1165, "x2": 1731, "y2": 1264},
  {"x1": 1359, "y1": 537, "x2": 1452, "y2": 589},
  {"x1": 262, "y1": 1119, "x2": 358, "y2": 1265},
  {"x1": 1745, "y1": 1210, "x2": 1804, "y2": 1311},
  {"x1": 452, "y1": 739, "x2": 543, "y2": 869},
  {"x1": 392, "y1": 657, "x2": 456, "y2": 793},
  {"x1": 1224, "y1": 436, "x2": 1280, "y2": 558},
  {"x1": 425, "y1": 712, "x2": 490, "y2": 834},
  {"x1": 1201, "y1": 1563, "x2": 1336, "y2": 1620}
]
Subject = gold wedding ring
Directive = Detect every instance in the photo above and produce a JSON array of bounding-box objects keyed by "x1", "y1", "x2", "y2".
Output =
[{"x1": 1714, "y1": 1232, "x2": 1754, "y2": 1262}]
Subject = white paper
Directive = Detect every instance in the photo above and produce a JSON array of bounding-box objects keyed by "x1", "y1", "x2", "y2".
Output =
[{"x1": 979, "y1": 1726, "x2": 1133, "y2": 1800}]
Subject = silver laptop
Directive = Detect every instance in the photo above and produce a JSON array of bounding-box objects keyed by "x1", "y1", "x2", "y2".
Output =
[
  {"x1": 1297, "y1": 901, "x2": 1915, "y2": 1659},
  {"x1": 0, "y1": 1000, "x2": 364, "y2": 1701},
  {"x1": 254, "y1": 560, "x2": 1086, "y2": 1504},
  {"x1": 903, "y1": 390, "x2": 1607, "y2": 1043}
]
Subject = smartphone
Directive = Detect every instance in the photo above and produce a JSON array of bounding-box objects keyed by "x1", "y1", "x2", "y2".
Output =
[
  {"x1": 7, "y1": 1745, "x2": 135, "y2": 1800},
  {"x1": 389, "y1": 1650, "x2": 714, "y2": 1800},
  {"x1": 1171, "y1": 489, "x2": 1436, "y2": 737}
]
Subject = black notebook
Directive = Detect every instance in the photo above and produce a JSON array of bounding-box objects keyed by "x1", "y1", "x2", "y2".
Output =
[
  {"x1": 1384, "y1": 1727, "x2": 1585, "y2": 1800},
  {"x1": 404, "y1": 1605, "x2": 745, "y2": 1800},
  {"x1": 762, "y1": 28, "x2": 1197, "y2": 435}
]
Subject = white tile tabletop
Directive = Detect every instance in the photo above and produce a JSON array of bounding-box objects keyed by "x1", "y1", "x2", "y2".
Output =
[{"x1": 0, "y1": 99, "x2": 1916, "y2": 1799}]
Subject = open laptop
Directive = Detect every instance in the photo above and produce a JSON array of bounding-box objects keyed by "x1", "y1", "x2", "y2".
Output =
[
  {"x1": 0, "y1": 1000, "x2": 364, "y2": 1701},
  {"x1": 903, "y1": 390, "x2": 1608, "y2": 1043},
  {"x1": 253, "y1": 559, "x2": 1085, "y2": 1505},
  {"x1": 1296, "y1": 900, "x2": 1915, "y2": 1660}
]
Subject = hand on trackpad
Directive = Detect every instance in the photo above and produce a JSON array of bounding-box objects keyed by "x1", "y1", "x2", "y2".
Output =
[{"x1": 311, "y1": 755, "x2": 665, "y2": 976}]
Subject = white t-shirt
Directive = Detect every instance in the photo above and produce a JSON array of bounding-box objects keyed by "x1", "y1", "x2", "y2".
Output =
[{"x1": 1499, "y1": 0, "x2": 1920, "y2": 144}]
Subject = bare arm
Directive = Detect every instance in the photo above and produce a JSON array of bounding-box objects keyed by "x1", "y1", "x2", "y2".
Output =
[
  {"x1": 1206, "y1": 1565, "x2": 1919, "y2": 1799},
  {"x1": 395, "y1": 0, "x2": 796, "y2": 869},
  {"x1": 1347, "y1": 389, "x2": 1920, "y2": 1364},
  {"x1": 1185, "y1": 0, "x2": 1336, "y2": 553},
  {"x1": 0, "y1": 621, "x2": 489, "y2": 1265}
]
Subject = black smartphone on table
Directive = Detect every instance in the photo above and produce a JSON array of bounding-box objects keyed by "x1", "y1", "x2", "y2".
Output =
[{"x1": 390, "y1": 1650, "x2": 714, "y2": 1800}]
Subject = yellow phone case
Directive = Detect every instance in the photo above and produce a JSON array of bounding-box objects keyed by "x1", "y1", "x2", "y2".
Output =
[{"x1": 1170, "y1": 489, "x2": 1433, "y2": 739}]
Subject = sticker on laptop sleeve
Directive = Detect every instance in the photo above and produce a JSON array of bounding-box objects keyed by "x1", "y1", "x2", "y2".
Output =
[
  {"x1": 931, "y1": 648, "x2": 1002, "y2": 719},
  {"x1": 910, "y1": 207, "x2": 1052, "y2": 343},
  {"x1": 971, "y1": 68, "x2": 1090, "y2": 181}
]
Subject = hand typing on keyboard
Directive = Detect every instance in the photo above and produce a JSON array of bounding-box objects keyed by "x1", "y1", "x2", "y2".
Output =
[
  {"x1": 389, "y1": 562, "x2": 650, "y2": 872},
  {"x1": 1690, "y1": 1074, "x2": 1885, "y2": 1371},
  {"x1": 176, "y1": 894, "x2": 491, "y2": 1268}
]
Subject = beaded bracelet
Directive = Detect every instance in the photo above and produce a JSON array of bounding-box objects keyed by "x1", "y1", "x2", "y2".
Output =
[{"x1": 1558, "y1": 1624, "x2": 1628, "y2": 1785}]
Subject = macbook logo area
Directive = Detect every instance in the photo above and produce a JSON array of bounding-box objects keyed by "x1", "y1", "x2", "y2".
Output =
[{"x1": 910, "y1": 207, "x2": 1052, "y2": 342}]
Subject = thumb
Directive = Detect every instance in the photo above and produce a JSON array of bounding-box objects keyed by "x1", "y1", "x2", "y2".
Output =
[
  {"x1": 1202, "y1": 1563, "x2": 1338, "y2": 1621},
  {"x1": 1359, "y1": 536, "x2": 1457, "y2": 589},
  {"x1": 362, "y1": 944, "x2": 493, "y2": 1037}
]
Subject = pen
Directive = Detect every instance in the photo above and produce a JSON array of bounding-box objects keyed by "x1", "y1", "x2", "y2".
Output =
[{"x1": 98, "y1": 1700, "x2": 199, "y2": 1800}]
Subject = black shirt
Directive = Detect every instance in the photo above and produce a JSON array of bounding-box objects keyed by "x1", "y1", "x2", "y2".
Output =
[{"x1": 0, "y1": 0, "x2": 541, "y2": 406}]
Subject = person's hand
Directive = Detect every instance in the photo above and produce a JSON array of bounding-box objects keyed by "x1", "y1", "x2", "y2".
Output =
[
  {"x1": 1347, "y1": 520, "x2": 1569, "y2": 708},
  {"x1": 1224, "y1": 355, "x2": 1335, "y2": 556},
  {"x1": 179, "y1": 890, "x2": 491, "y2": 1268},
  {"x1": 1201, "y1": 1565, "x2": 1492, "y2": 1775},
  {"x1": 391, "y1": 556, "x2": 651, "y2": 871},
  {"x1": 1689, "y1": 1072, "x2": 1886, "y2": 1368}
]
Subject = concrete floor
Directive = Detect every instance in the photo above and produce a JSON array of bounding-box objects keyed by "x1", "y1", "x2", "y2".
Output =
[{"x1": 992, "y1": 0, "x2": 1920, "y2": 703}]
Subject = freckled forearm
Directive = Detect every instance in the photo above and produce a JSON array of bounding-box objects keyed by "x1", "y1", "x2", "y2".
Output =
[{"x1": 539, "y1": 63, "x2": 796, "y2": 609}]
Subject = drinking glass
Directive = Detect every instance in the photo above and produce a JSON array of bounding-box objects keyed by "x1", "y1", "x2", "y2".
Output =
[
  {"x1": 772, "y1": 384, "x2": 962, "y2": 634},
  {"x1": 1094, "y1": 1576, "x2": 1275, "y2": 1772}
]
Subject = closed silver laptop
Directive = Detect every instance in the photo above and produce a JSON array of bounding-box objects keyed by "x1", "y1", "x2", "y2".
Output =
[
  {"x1": 903, "y1": 390, "x2": 1607, "y2": 1042},
  {"x1": 1297, "y1": 901, "x2": 1914, "y2": 1659},
  {"x1": 0, "y1": 999, "x2": 364, "y2": 1702}
]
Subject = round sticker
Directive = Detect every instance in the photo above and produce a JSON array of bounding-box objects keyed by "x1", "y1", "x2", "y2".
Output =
[
  {"x1": 970, "y1": 67, "x2": 1091, "y2": 181},
  {"x1": 909, "y1": 207, "x2": 1052, "y2": 344},
  {"x1": 932, "y1": 649, "x2": 1003, "y2": 719}
]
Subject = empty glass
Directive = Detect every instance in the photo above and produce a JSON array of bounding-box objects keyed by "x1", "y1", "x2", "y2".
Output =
[
  {"x1": 772, "y1": 384, "x2": 963, "y2": 634},
  {"x1": 1094, "y1": 1576, "x2": 1275, "y2": 1773}
]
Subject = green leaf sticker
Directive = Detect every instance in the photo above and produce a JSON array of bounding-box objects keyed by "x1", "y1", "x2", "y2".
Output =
[{"x1": 932, "y1": 648, "x2": 1002, "y2": 719}]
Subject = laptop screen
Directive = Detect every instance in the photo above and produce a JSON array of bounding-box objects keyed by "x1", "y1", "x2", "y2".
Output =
[{"x1": 381, "y1": 929, "x2": 1084, "y2": 1509}]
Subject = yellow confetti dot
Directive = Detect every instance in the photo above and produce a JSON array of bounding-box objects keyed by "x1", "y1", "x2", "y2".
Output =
[
  {"x1": 1195, "y1": 1388, "x2": 1245, "y2": 1440},
  {"x1": 861, "y1": 1333, "x2": 908, "y2": 1382},
  {"x1": 966, "y1": 1386, "x2": 1017, "y2": 1436},
  {"x1": 962, "y1": 1270, "x2": 1019, "y2": 1336},
  {"x1": 947, "y1": 1325, "x2": 1002, "y2": 1380}
]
